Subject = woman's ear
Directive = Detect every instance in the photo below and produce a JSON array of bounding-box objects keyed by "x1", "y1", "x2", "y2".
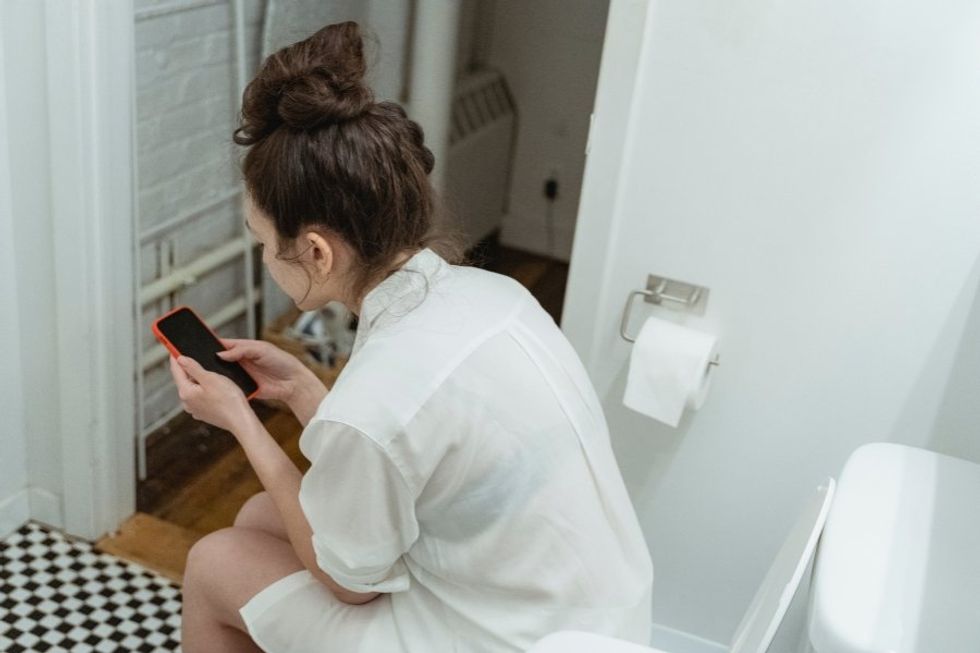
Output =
[{"x1": 306, "y1": 229, "x2": 335, "y2": 279}]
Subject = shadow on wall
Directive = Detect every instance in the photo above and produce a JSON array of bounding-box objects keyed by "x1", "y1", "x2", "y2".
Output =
[
  {"x1": 925, "y1": 253, "x2": 980, "y2": 462},
  {"x1": 885, "y1": 250, "x2": 980, "y2": 460},
  {"x1": 602, "y1": 360, "x2": 689, "y2": 511}
]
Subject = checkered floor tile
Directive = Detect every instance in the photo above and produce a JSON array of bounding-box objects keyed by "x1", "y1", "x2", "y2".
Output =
[{"x1": 0, "y1": 521, "x2": 181, "y2": 652}]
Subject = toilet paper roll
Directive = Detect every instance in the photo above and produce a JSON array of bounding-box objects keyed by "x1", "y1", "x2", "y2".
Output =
[{"x1": 622, "y1": 316, "x2": 718, "y2": 427}]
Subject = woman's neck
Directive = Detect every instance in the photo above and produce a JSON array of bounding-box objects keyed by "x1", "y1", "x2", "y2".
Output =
[{"x1": 347, "y1": 248, "x2": 420, "y2": 316}]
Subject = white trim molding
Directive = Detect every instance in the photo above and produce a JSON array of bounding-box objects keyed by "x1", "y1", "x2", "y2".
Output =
[
  {"x1": 44, "y1": 0, "x2": 137, "y2": 540},
  {"x1": 28, "y1": 487, "x2": 66, "y2": 532},
  {"x1": 0, "y1": 492, "x2": 31, "y2": 542},
  {"x1": 0, "y1": 488, "x2": 63, "y2": 539},
  {"x1": 0, "y1": 5, "x2": 32, "y2": 541},
  {"x1": 561, "y1": 0, "x2": 650, "y2": 358}
]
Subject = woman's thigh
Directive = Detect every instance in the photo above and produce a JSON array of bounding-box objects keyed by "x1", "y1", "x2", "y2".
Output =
[
  {"x1": 184, "y1": 526, "x2": 305, "y2": 632},
  {"x1": 233, "y1": 490, "x2": 288, "y2": 540},
  {"x1": 186, "y1": 527, "x2": 400, "y2": 652}
]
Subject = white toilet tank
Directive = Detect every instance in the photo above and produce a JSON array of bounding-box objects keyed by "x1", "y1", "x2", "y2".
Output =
[{"x1": 806, "y1": 442, "x2": 980, "y2": 652}]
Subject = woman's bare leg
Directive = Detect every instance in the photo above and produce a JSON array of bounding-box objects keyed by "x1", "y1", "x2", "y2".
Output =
[
  {"x1": 181, "y1": 526, "x2": 305, "y2": 653},
  {"x1": 233, "y1": 490, "x2": 288, "y2": 540}
]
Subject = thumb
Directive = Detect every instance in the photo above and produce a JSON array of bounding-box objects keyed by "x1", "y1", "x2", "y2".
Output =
[
  {"x1": 216, "y1": 349, "x2": 241, "y2": 360},
  {"x1": 177, "y1": 355, "x2": 206, "y2": 379}
]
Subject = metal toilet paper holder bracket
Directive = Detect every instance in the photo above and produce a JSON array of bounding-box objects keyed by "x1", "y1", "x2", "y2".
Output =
[{"x1": 619, "y1": 274, "x2": 720, "y2": 366}]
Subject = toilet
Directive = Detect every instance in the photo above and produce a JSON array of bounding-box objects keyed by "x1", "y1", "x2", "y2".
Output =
[
  {"x1": 529, "y1": 442, "x2": 980, "y2": 653},
  {"x1": 805, "y1": 442, "x2": 980, "y2": 652},
  {"x1": 528, "y1": 478, "x2": 836, "y2": 653}
]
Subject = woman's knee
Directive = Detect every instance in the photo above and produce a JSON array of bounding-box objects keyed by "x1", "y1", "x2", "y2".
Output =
[
  {"x1": 183, "y1": 527, "x2": 304, "y2": 630},
  {"x1": 185, "y1": 527, "x2": 240, "y2": 585},
  {"x1": 233, "y1": 491, "x2": 269, "y2": 527},
  {"x1": 233, "y1": 491, "x2": 287, "y2": 538}
]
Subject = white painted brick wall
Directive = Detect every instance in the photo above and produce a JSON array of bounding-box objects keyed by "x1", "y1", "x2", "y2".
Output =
[
  {"x1": 134, "y1": 0, "x2": 264, "y2": 432},
  {"x1": 133, "y1": 0, "x2": 407, "y2": 431}
]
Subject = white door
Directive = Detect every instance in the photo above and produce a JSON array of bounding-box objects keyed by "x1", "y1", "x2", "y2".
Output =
[{"x1": 563, "y1": 0, "x2": 980, "y2": 645}]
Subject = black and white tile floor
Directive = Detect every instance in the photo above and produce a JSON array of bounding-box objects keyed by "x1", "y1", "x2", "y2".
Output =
[{"x1": 1, "y1": 521, "x2": 182, "y2": 652}]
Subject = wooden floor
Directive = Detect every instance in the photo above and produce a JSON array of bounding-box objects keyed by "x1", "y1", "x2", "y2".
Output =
[{"x1": 97, "y1": 241, "x2": 568, "y2": 583}]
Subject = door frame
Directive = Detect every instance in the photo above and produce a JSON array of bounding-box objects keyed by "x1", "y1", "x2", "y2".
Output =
[
  {"x1": 0, "y1": 5, "x2": 31, "y2": 538},
  {"x1": 46, "y1": 0, "x2": 137, "y2": 540},
  {"x1": 562, "y1": 0, "x2": 651, "y2": 374},
  {"x1": 38, "y1": 0, "x2": 650, "y2": 540}
]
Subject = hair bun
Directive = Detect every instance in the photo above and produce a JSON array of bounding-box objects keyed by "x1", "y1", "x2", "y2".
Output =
[
  {"x1": 277, "y1": 62, "x2": 373, "y2": 128},
  {"x1": 235, "y1": 21, "x2": 374, "y2": 142}
]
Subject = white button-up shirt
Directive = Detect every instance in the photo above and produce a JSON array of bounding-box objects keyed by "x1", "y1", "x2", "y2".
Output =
[{"x1": 297, "y1": 247, "x2": 653, "y2": 652}]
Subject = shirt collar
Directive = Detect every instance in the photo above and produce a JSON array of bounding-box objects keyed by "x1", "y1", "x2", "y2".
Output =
[{"x1": 353, "y1": 247, "x2": 446, "y2": 348}]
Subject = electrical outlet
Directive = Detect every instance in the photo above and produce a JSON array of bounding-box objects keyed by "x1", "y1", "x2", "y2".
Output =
[
  {"x1": 544, "y1": 177, "x2": 559, "y2": 201},
  {"x1": 544, "y1": 167, "x2": 560, "y2": 201}
]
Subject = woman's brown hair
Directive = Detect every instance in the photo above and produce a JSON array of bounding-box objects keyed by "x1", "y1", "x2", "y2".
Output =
[{"x1": 233, "y1": 20, "x2": 467, "y2": 303}]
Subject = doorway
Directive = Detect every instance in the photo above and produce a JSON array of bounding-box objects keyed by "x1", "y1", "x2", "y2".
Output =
[{"x1": 108, "y1": 0, "x2": 610, "y2": 581}]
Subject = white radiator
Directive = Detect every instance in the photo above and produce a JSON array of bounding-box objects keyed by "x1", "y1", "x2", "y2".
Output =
[{"x1": 445, "y1": 69, "x2": 517, "y2": 249}]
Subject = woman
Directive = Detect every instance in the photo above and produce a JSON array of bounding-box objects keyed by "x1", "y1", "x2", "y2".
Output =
[{"x1": 169, "y1": 20, "x2": 652, "y2": 653}]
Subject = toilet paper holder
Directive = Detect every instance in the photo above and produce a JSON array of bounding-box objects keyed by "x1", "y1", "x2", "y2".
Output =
[{"x1": 620, "y1": 274, "x2": 720, "y2": 366}]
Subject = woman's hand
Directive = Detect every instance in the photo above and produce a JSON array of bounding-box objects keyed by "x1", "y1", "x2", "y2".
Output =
[
  {"x1": 215, "y1": 338, "x2": 310, "y2": 404},
  {"x1": 169, "y1": 355, "x2": 253, "y2": 434}
]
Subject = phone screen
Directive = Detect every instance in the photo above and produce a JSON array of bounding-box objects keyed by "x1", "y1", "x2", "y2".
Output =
[{"x1": 154, "y1": 307, "x2": 259, "y2": 398}]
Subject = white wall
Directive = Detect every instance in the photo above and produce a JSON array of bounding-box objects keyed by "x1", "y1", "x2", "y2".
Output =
[
  {"x1": 563, "y1": 0, "x2": 980, "y2": 646},
  {"x1": 0, "y1": 12, "x2": 31, "y2": 538},
  {"x1": 135, "y1": 0, "x2": 415, "y2": 432},
  {"x1": 484, "y1": 0, "x2": 609, "y2": 261},
  {"x1": 134, "y1": 0, "x2": 266, "y2": 432}
]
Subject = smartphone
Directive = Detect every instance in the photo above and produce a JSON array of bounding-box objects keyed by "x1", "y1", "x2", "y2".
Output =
[{"x1": 151, "y1": 305, "x2": 260, "y2": 400}]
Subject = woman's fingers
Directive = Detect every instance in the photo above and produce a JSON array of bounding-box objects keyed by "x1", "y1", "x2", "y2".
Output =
[
  {"x1": 219, "y1": 337, "x2": 255, "y2": 351},
  {"x1": 218, "y1": 338, "x2": 261, "y2": 361},
  {"x1": 220, "y1": 338, "x2": 278, "y2": 352},
  {"x1": 216, "y1": 349, "x2": 244, "y2": 360},
  {"x1": 170, "y1": 356, "x2": 197, "y2": 396}
]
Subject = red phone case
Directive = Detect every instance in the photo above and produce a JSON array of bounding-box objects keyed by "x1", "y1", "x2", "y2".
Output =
[{"x1": 151, "y1": 304, "x2": 261, "y2": 401}]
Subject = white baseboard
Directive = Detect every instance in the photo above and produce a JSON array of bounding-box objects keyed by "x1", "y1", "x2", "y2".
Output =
[
  {"x1": 650, "y1": 623, "x2": 727, "y2": 653},
  {"x1": 0, "y1": 487, "x2": 65, "y2": 540},
  {"x1": 28, "y1": 487, "x2": 64, "y2": 531},
  {"x1": 0, "y1": 489, "x2": 31, "y2": 539}
]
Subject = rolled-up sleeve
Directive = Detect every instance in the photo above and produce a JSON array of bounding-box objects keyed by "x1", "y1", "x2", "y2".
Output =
[{"x1": 297, "y1": 419, "x2": 419, "y2": 594}]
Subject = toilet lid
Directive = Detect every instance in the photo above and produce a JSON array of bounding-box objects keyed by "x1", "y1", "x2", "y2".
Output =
[{"x1": 808, "y1": 442, "x2": 980, "y2": 653}]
